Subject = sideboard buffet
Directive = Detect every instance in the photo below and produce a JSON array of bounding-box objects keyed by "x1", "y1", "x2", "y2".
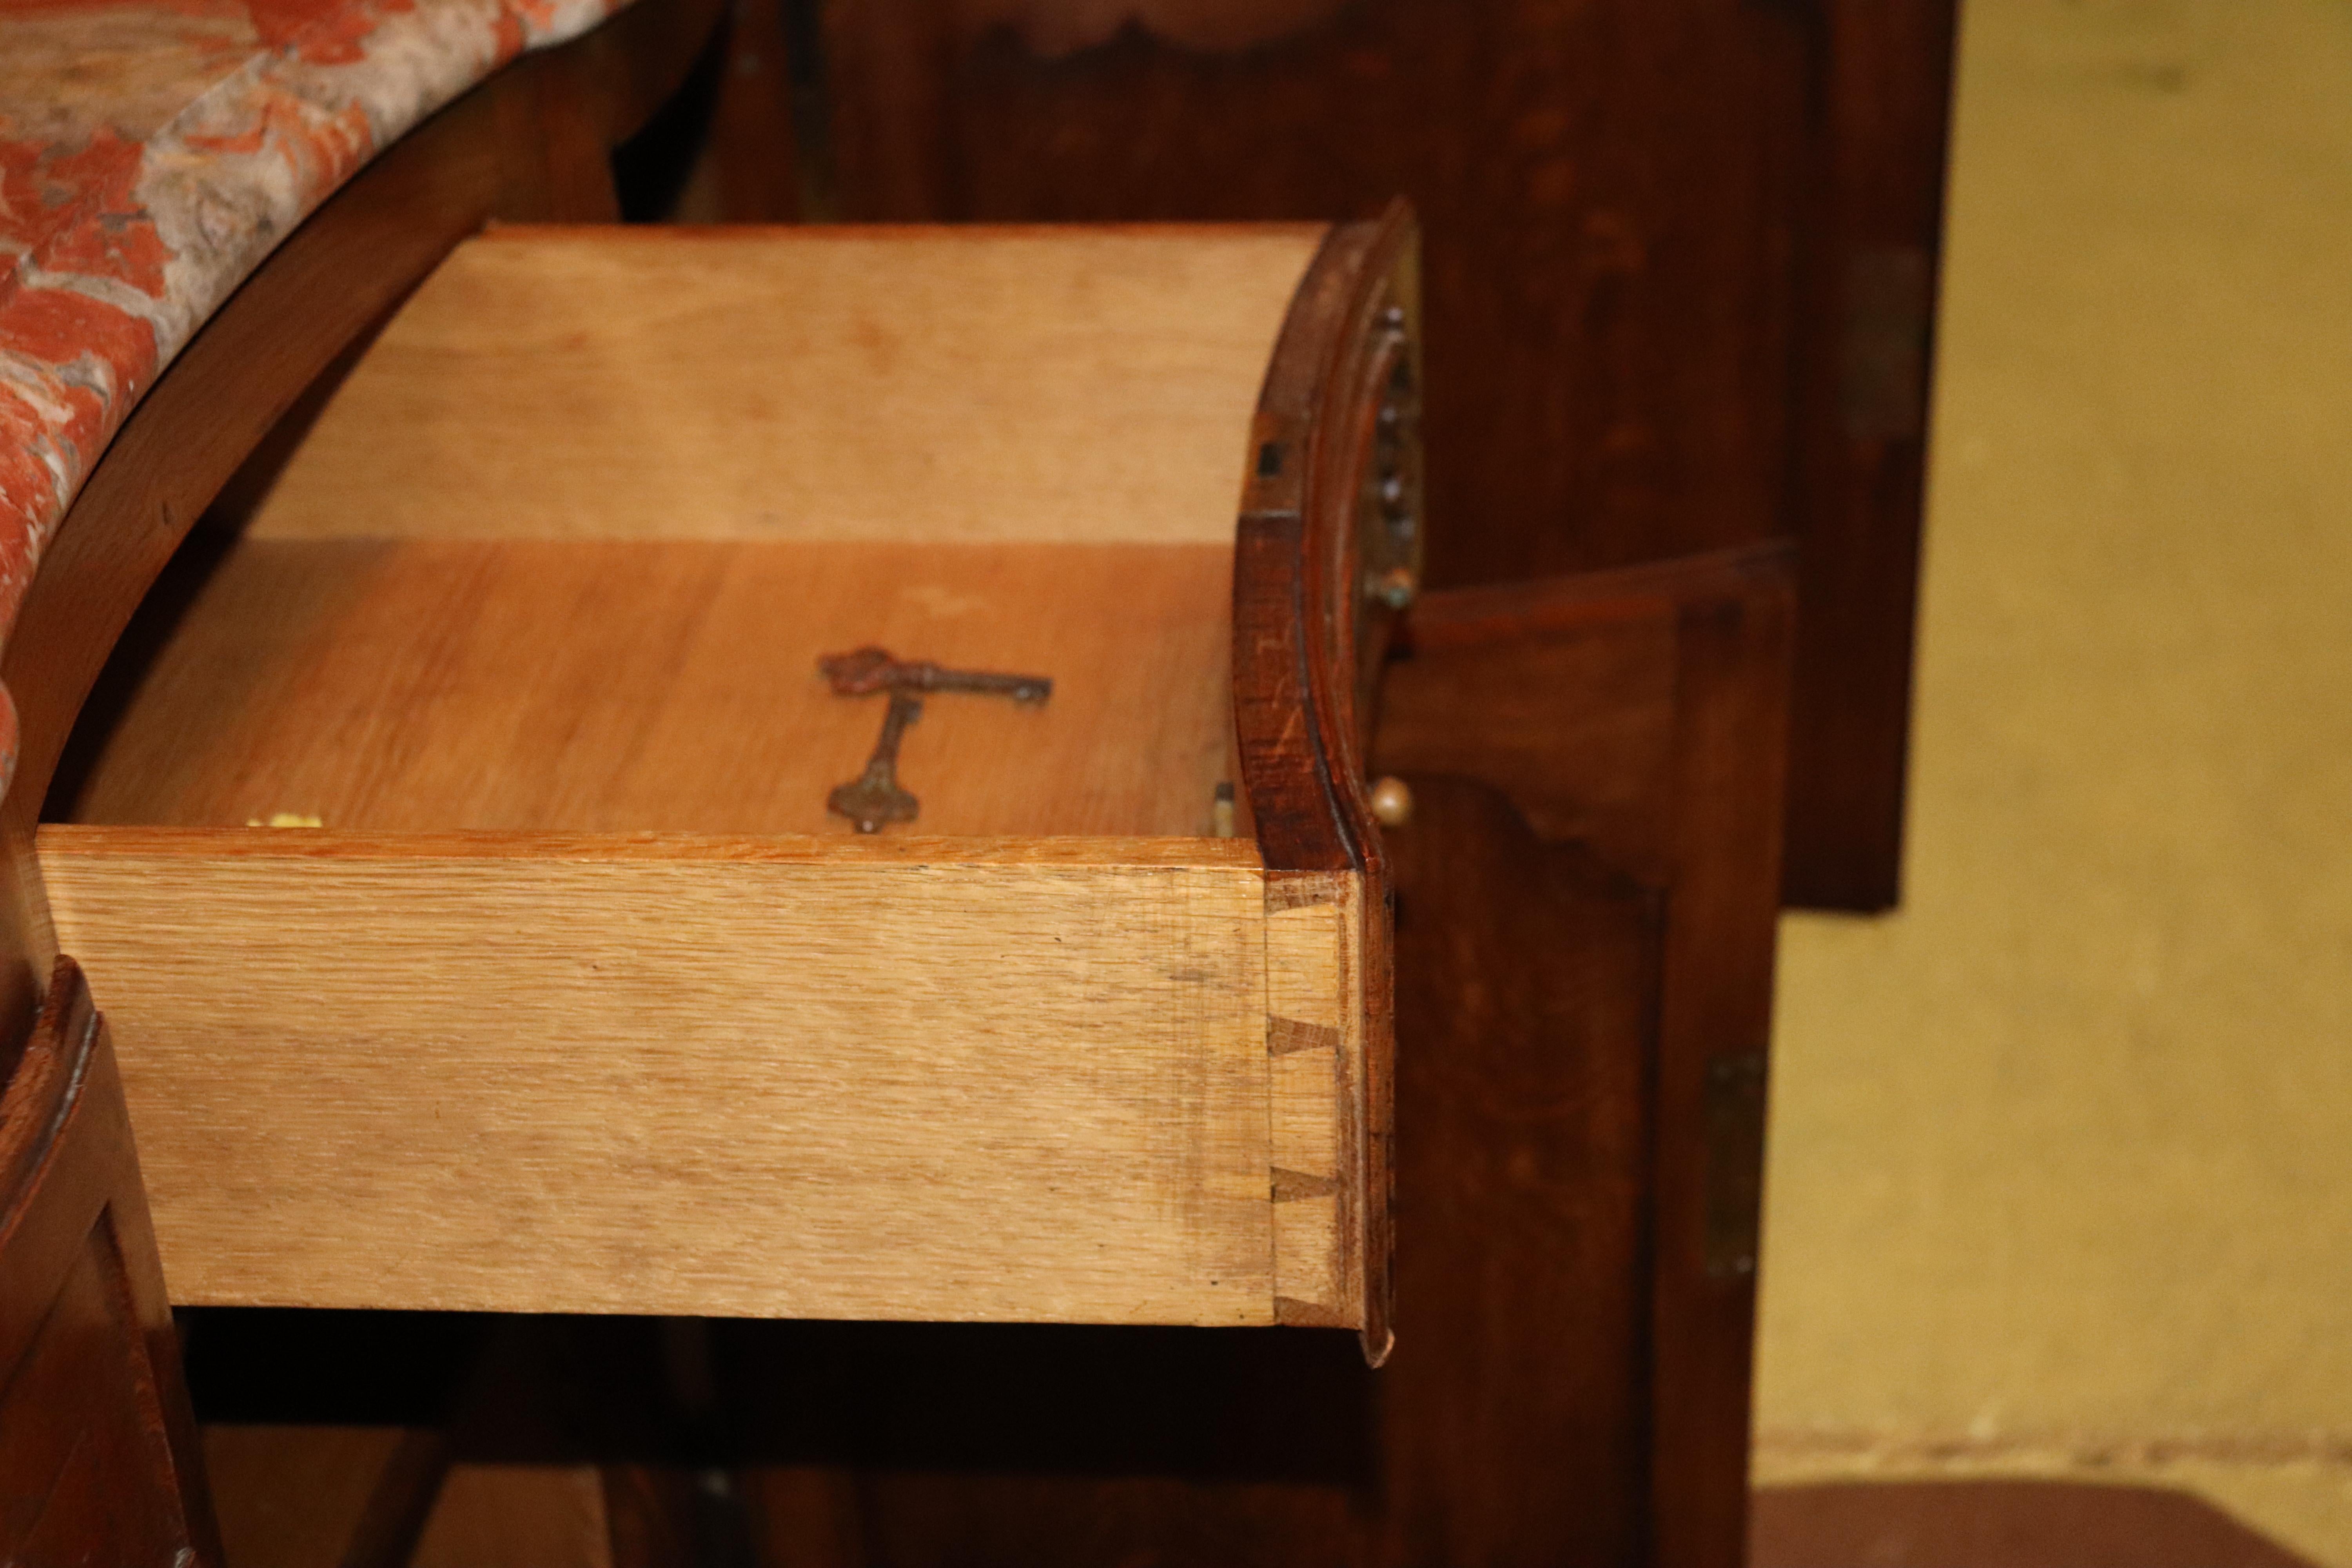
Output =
[{"x1": 0, "y1": 3, "x2": 1793, "y2": 1564}]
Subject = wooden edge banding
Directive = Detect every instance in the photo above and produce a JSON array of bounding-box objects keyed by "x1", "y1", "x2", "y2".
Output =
[
  {"x1": 33, "y1": 825, "x2": 1262, "y2": 871},
  {"x1": 1233, "y1": 202, "x2": 1417, "y2": 1361}
]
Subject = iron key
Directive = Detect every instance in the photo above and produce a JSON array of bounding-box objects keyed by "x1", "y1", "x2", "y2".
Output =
[
  {"x1": 818, "y1": 645, "x2": 1052, "y2": 705},
  {"x1": 827, "y1": 691, "x2": 923, "y2": 834}
]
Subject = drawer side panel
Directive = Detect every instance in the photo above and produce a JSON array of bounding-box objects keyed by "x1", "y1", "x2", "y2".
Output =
[{"x1": 42, "y1": 837, "x2": 1273, "y2": 1325}]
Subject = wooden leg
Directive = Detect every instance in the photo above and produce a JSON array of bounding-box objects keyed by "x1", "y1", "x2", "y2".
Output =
[{"x1": 0, "y1": 959, "x2": 223, "y2": 1567}]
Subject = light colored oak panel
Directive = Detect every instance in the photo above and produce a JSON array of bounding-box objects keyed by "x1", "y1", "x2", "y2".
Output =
[
  {"x1": 42, "y1": 828, "x2": 1275, "y2": 1324},
  {"x1": 1271, "y1": 1044, "x2": 1341, "y2": 1180},
  {"x1": 60, "y1": 538, "x2": 1231, "y2": 840},
  {"x1": 1264, "y1": 878, "x2": 1361, "y2": 1321},
  {"x1": 1267, "y1": 893, "x2": 1347, "y2": 1030},
  {"x1": 1272, "y1": 1194, "x2": 1342, "y2": 1326},
  {"x1": 241, "y1": 225, "x2": 1325, "y2": 545}
]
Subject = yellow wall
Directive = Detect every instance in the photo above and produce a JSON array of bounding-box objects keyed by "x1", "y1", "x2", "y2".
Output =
[{"x1": 1755, "y1": 1, "x2": 2352, "y2": 1559}]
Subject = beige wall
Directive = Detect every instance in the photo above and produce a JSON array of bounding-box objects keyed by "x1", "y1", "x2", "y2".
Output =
[{"x1": 1755, "y1": 0, "x2": 2352, "y2": 1559}]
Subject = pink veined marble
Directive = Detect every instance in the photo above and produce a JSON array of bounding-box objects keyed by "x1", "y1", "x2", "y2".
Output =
[{"x1": 0, "y1": 0, "x2": 635, "y2": 650}]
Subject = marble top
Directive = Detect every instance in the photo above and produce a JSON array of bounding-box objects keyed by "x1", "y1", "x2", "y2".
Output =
[{"x1": 0, "y1": 0, "x2": 630, "y2": 644}]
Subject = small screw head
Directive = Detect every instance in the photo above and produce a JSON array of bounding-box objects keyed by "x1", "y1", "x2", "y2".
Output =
[
  {"x1": 1372, "y1": 567, "x2": 1417, "y2": 610},
  {"x1": 1368, "y1": 776, "x2": 1414, "y2": 828}
]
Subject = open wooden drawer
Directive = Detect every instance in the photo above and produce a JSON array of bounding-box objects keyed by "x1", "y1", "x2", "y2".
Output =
[{"x1": 22, "y1": 216, "x2": 1419, "y2": 1355}]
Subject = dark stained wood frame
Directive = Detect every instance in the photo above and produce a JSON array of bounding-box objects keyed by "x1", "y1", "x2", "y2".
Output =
[
  {"x1": 1230, "y1": 201, "x2": 1416, "y2": 1361},
  {"x1": 1376, "y1": 547, "x2": 1794, "y2": 1568},
  {"x1": 800, "y1": 0, "x2": 1959, "y2": 914},
  {"x1": 0, "y1": 957, "x2": 221, "y2": 1566},
  {"x1": 1780, "y1": 0, "x2": 1960, "y2": 910}
]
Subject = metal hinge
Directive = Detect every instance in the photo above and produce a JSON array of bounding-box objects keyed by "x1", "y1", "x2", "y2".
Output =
[{"x1": 1703, "y1": 1049, "x2": 1769, "y2": 1279}]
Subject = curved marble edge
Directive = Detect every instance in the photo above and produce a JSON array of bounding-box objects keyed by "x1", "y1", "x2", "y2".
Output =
[{"x1": 0, "y1": 0, "x2": 633, "y2": 640}]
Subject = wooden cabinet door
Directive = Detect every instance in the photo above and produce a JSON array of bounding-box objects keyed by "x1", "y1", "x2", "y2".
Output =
[
  {"x1": 798, "y1": 0, "x2": 1954, "y2": 913},
  {"x1": 1374, "y1": 547, "x2": 1793, "y2": 1568},
  {"x1": 0, "y1": 956, "x2": 220, "y2": 1568}
]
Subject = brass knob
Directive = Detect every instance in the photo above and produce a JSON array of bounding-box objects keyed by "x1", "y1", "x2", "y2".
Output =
[
  {"x1": 1368, "y1": 775, "x2": 1413, "y2": 828},
  {"x1": 1371, "y1": 567, "x2": 1417, "y2": 610}
]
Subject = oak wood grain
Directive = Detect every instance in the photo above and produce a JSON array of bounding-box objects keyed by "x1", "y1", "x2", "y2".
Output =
[
  {"x1": 56, "y1": 537, "x2": 1233, "y2": 841},
  {"x1": 237, "y1": 225, "x2": 1324, "y2": 547},
  {"x1": 41, "y1": 829, "x2": 1282, "y2": 1324}
]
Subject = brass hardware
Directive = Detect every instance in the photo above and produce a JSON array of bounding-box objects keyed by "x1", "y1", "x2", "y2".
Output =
[
  {"x1": 1367, "y1": 776, "x2": 1413, "y2": 828},
  {"x1": 1703, "y1": 1049, "x2": 1769, "y2": 1279},
  {"x1": 826, "y1": 691, "x2": 922, "y2": 834},
  {"x1": 1352, "y1": 297, "x2": 1423, "y2": 740},
  {"x1": 1370, "y1": 567, "x2": 1417, "y2": 610}
]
